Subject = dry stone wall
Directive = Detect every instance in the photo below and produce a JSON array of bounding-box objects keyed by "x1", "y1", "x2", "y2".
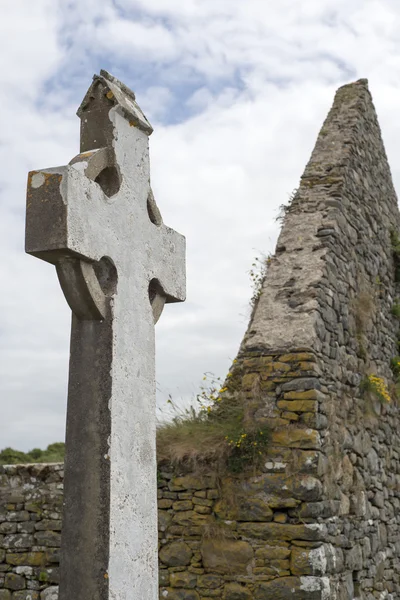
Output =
[
  {"x1": 2, "y1": 79, "x2": 400, "y2": 600},
  {"x1": 0, "y1": 464, "x2": 62, "y2": 600}
]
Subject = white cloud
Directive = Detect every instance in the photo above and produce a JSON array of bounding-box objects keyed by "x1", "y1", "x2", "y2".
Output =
[{"x1": 2, "y1": 0, "x2": 400, "y2": 450}]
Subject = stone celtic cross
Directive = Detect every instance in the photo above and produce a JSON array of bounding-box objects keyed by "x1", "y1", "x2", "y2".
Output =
[{"x1": 25, "y1": 70, "x2": 186, "y2": 599}]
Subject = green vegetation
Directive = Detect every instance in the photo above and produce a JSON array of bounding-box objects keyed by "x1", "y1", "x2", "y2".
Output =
[
  {"x1": 0, "y1": 443, "x2": 65, "y2": 465},
  {"x1": 157, "y1": 372, "x2": 269, "y2": 474},
  {"x1": 392, "y1": 303, "x2": 400, "y2": 319},
  {"x1": 249, "y1": 254, "x2": 270, "y2": 307},
  {"x1": 361, "y1": 374, "x2": 391, "y2": 404},
  {"x1": 275, "y1": 188, "x2": 298, "y2": 225},
  {"x1": 390, "y1": 229, "x2": 400, "y2": 282}
]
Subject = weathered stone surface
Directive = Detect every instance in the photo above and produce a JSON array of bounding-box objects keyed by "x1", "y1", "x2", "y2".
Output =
[
  {"x1": 6, "y1": 553, "x2": 45, "y2": 567},
  {"x1": 255, "y1": 577, "x2": 328, "y2": 599},
  {"x1": 290, "y1": 546, "x2": 327, "y2": 576},
  {"x1": 201, "y1": 540, "x2": 253, "y2": 573},
  {"x1": 4, "y1": 573, "x2": 26, "y2": 590},
  {"x1": 160, "y1": 589, "x2": 199, "y2": 600},
  {"x1": 223, "y1": 583, "x2": 252, "y2": 600},
  {"x1": 2, "y1": 535, "x2": 33, "y2": 550},
  {"x1": 13, "y1": 593, "x2": 39, "y2": 600},
  {"x1": 170, "y1": 571, "x2": 197, "y2": 588},
  {"x1": 40, "y1": 588, "x2": 58, "y2": 600},
  {"x1": 277, "y1": 400, "x2": 317, "y2": 413},
  {"x1": 237, "y1": 522, "x2": 324, "y2": 541},
  {"x1": 170, "y1": 475, "x2": 216, "y2": 491},
  {"x1": 214, "y1": 496, "x2": 273, "y2": 522},
  {"x1": 172, "y1": 510, "x2": 209, "y2": 527},
  {"x1": 197, "y1": 574, "x2": 221, "y2": 589},
  {"x1": 246, "y1": 473, "x2": 322, "y2": 502},
  {"x1": 159, "y1": 541, "x2": 193, "y2": 567},
  {"x1": 270, "y1": 428, "x2": 320, "y2": 449}
]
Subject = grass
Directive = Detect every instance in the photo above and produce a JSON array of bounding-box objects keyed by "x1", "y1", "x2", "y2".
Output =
[{"x1": 156, "y1": 383, "x2": 269, "y2": 474}]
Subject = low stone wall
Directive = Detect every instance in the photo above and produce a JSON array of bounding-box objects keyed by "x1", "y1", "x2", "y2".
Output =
[{"x1": 0, "y1": 464, "x2": 62, "y2": 600}]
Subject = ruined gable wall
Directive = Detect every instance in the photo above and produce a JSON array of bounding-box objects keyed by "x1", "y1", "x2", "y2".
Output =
[{"x1": 2, "y1": 80, "x2": 400, "y2": 600}]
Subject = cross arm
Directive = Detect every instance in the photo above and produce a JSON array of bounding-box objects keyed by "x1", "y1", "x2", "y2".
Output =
[
  {"x1": 26, "y1": 167, "x2": 69, "y2": 263},
  {"x1": 150, "y1": 224, "x2": 186, "y2": 305}
]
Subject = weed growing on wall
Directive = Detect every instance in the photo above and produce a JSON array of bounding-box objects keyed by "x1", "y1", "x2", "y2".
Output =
[
  {"x1": 249, "y1": 255, "x2": 270, "y2": 307},
  {"x1": 157, "y1": 370, "x2": 269, "y2": 473},
  {"x1": 275, "y1": 188, "x2": 298, "y2": 225},
  {"x1": 361, "y1": 374, "x2": 391, "y2": 404}
]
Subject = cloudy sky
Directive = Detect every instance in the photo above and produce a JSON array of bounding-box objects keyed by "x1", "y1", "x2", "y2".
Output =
[{"x1": 2, "y1": 0, "x2": 400, "y2": 451}]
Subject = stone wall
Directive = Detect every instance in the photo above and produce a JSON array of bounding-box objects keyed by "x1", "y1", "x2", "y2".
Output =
[
  {"x1": 0, "y1": 464, "x2": 62, "y2": 600},
  {"x1": 2, "y1": 79, "x2": 400, "y2": 600}
]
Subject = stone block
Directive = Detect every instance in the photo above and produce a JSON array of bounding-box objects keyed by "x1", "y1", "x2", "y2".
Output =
[
  {"x1": 270, "y1": 428, "x2": 320, "y2": 449},
  {"x1": 201, "y1": 539, "x2": 253, "y2": 574},
  {"x1": 214, "y1": 496, "x2": 273, "y2": 522},
  {"x1": 2, "y1": 535, "x2": 34, "y2": 550},
  {"x1": 4, "y1": 573, "x2": 26, "y2": 590},
  {"x1": 160, "y1": 589, "x2": 199, "y2": 600},
  {"x1": 12, "y1": 593, "x2": 39, "y2": 600},
  {"x1": 290, "y1": 546, "x2": 327, "y2": 576},
  {"x1": 192, "y1": 497, "x2": 213, "y2": 508},
  {"x1": 281, "y1": 378, "x2": 320, "y2": 392},
  {"x1": 255, "y1": 576, "x2": 328, "y2": 599},
  {"x1": 45, "y1": 549, "x2": 59, "y2": 564},
  {"x1": 237, "y1": 522, "x2": 324, "y2": 541},
  {"x1": 277, "y1": 400, "x2": 317, "y2": 413},
  {"x1": 6, "y1": 553, "x2": 46, "y2": 567},
  {"x1": 246, "y1": 472, "x2": 322, "y2": 502},
  {"x1": 169, "y1": 475, "x2": 216, "y2": 491},
  {"x1": 159, "y1": 570, "x2": 170, "y2": 586},
  {"x1": 158, "y1": 510, "x2": 172, "y2": 532},
  {"x1": 241, "y1": 373, "x2": 259, "y2": 389},
  {"x1": 158, "y1": 499, "x2": 174, "y2": 509},
  {"x1": 193, "y1": 505, "x2": 211, "y2": 515},
  {"x1": 159, "y1": 541, "x2": 193, "y2": 567},
  {"x1": 173, "y1": 501, "x2": 193, "y2": 511},
  {"x1": 0, "y1": 524, "x2": 17, "y2": 535},
  {"x1": 34, "y1": 521, "x2": 62, "y2": 532},
  {"x1": 170, "y1": 571, "x2": 197, "y2": 588},
  {"x1": 172, "y1": 511, "x2": 209, "y2": 527},
  {"x1": 283, "y1": 390, "x2": 322, "y2": 400},
  {"x1": 0, "y1": 591, "x2": 11, "y2": 600},
  {"x1": 40, "y1": 588, "x2": 58, "y2": 600},
  {"x1": 34, "y1": 567, "x2": 59, "y2": 584},
  {"x1": 33, "y1": 532, "x2": 60, "y2": 547},
  {"x1": 197, "y1": 574, "x2": 221, "y2": 589},
  {"x1": 6, "y1": 513, "x2": 30, "y2": 523},
  {"x1": 223, "y1": 583, "x2": 252, "y2": 599}
]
